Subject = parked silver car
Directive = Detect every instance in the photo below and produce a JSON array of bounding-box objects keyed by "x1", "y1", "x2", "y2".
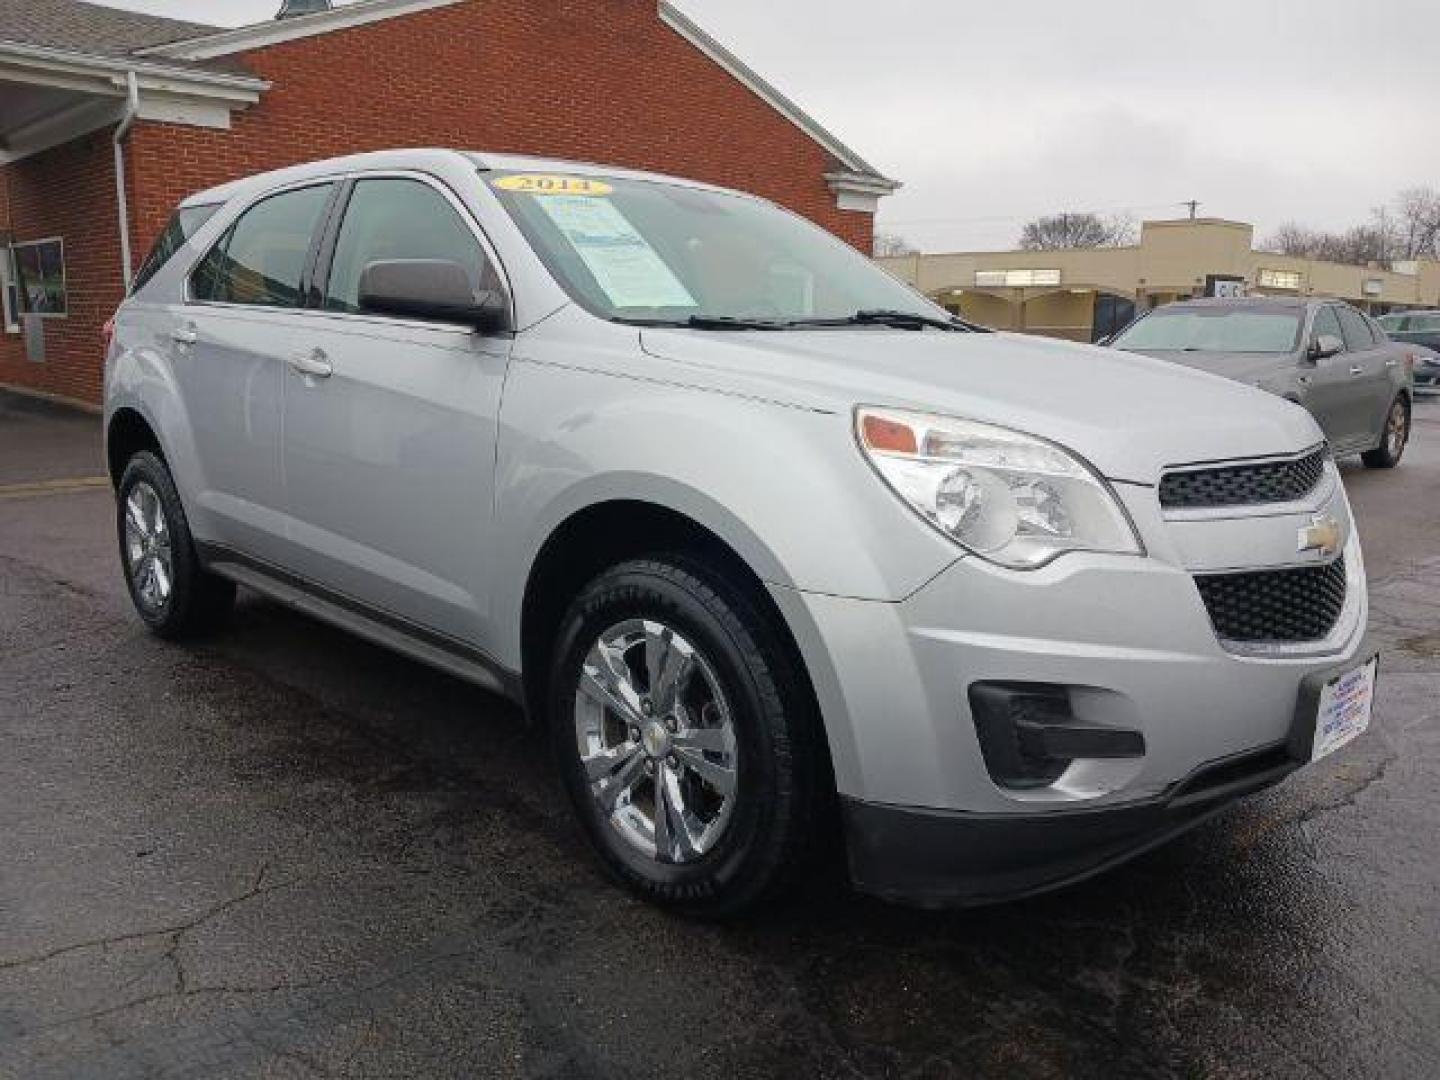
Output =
[
  {"x1": 104, "y1": 150, "x2": 1376, "y2": 914},
  {"x1": 1109, "y1": 297, "x2": 1413, "y2": 467}
]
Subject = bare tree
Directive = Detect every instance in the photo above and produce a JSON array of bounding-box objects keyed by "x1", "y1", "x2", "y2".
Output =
[
  {"x1": 1263, "y1": 188, "x2": 1440, "y2": 268},
  {"x1": 1018, "y1": 212, "x2": 1135, "y2": 250},
  {"x1": 1262, "y1": 222, "x2": 1322, "y2": 257},
  {"x1": 873, "y1": 232, "x2": 918, "y2": 258},
  {"x1": 1393, "y1": 187, "x2": 1440, "y2": 260}
]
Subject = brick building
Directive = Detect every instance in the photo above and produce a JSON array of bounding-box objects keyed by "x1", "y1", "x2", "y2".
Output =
[{"x1": 0, "y1": 0, "x2": 898, "y2": 406}]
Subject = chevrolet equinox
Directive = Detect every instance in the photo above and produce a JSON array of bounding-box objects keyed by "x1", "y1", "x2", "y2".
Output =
[{"x1": 104, "y1": 150, "x2": 1377, "y2": 914}]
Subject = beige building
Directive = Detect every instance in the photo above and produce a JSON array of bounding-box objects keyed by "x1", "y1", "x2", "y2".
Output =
[{"x1": 879, "y1": 218, "x2": 1440, "y2": 343}]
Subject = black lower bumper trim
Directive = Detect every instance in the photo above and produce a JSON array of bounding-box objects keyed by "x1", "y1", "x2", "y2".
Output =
[{"x1": 844, "y1": 756, "x2": 1296, "y2": 908}]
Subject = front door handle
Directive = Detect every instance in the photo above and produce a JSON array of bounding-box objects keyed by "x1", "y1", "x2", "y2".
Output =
[
  {"x1": 1385, "y1": 358, "x2": 1399, "y2": 368},
  {"x1": 287, "y1": 349, "x2": 333, "y2": 379},
  {"x1": 1349, "y1": 365, "x2": 1364, "y2": 376}
]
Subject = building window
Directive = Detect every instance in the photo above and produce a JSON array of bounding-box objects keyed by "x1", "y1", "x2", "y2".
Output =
[
  {"x1": 1257, "y1": 268, "x2": 1302, "y2": 291},
  {"x1": 975, "y1": 268, "x2": 1062, "y2": 288},
  {"x1": 10, "y1": 238, "x2": 68, "y2": 316},
  {"x1": 0, "y1": 246, "x2": 18, "y2": 332}
]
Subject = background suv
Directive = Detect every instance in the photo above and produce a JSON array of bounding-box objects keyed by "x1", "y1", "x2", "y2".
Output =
[
  {"x1": 1110, "y1": 297, "x2": 1413, "y2": 468},
  {"x1": 1376, "y1": 311, "x2": 1440, "y2": 394},
  {"x1": 105, "y1": 150, "x2": 1375, "y2": 914}
]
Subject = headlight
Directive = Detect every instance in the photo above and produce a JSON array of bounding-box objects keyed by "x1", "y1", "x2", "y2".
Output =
[{"x1": 856, "y1": 407, "x2": 1142, "y2": 569}]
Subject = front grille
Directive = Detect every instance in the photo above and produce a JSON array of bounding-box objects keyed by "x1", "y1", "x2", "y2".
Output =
[
  {"x1": 1160, "y1": 447, "x2": 1327, "y2": 510},
  {"x1": 1195, "y1": 557, "x2": 1347, "y2": 643}
]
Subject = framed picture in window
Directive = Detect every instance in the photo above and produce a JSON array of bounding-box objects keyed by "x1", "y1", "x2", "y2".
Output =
[{"x1": 12, "y1": 238, "x2": 67, "y2": 317}]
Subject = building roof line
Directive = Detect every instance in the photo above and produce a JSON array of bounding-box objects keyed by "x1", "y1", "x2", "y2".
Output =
[
  {"x1": 134, "y1": 0, "x2": 897, "y2": 192},
  {"x1": 137, "y1": 0, "x2": 467, "y2": 61},
  {"x1": 0, "y1": 38, "x2": 270, "y2": 92},
  {"x1": 657, "y1": 2, "x2": 895, "y2": 187}
]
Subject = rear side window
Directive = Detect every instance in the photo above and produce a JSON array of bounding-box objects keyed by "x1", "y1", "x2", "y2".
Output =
[
  {"x1": 323, "y1": 178, "x2": 498, "y2": 314},
  {"x1": 1336, "y1": 306, "x2": 1375, "y2": 351},
  {"x1": 191, "y1": 184, "x2": 333, "y2": 308},
  {"x1": 133, "y1": 203, "x2": 221, "y2": 294}
]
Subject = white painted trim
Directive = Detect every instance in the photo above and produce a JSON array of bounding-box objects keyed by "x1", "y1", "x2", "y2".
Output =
[
  {"x1": 658, "y1": 1, "x2": 898, "y2": 194},
  {"x1": 139, "y1": 0, "x2": 467, "y2": 61},
  {"x1": 826, "y1": 170, "x2": 900, "y2": 214},
  {"x1": 0, "y1": 45, "x2": 264, "y2": 162},
  {"x1": 0, "y1": 41, "x2": 268, "y2": 96}
]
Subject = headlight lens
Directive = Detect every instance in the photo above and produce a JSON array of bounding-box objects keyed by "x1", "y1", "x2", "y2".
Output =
[{"x1": 856, "y1": 407, "x2": 1142, "y2": 569}]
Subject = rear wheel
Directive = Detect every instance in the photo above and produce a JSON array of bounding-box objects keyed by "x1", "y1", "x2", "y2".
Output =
[
  {"x1": 117, "y1": 452, "x2": 235, "y2": 639},
  {"x1": 548, "y1": 556, "x2": 822, "y2": 917},
  {"x1": 1362, "y1": 395, "x2": 1410, "y2": 469}
]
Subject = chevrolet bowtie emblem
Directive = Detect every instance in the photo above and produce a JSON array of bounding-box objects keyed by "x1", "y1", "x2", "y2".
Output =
[{"x1": 1298, "y1": 514, "x2": 1344, "y2": 559}]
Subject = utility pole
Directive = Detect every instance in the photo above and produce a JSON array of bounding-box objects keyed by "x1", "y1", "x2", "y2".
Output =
[{"x1": 1183, "y1": 200, "x2": 1200, "y2": 220}]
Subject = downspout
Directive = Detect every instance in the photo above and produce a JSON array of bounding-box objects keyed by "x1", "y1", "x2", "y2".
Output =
[{"x1": 113, "y1": 71, "x2": 140, "y2": 293}]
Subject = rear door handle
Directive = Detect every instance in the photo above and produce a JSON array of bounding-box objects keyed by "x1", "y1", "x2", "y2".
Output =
[
  {"x1": 1385, "y1": 358, "x2": 1399, "y2": 368},
  {"x1": 171, "y1": 327, "x2": 198, "y2": 345},
  {"x1": 1349, "y1": 365, "x2": 1364, "y2": 376},
  {"x1": 287, "y1": 349, "x2": 333, "y2": 379}
]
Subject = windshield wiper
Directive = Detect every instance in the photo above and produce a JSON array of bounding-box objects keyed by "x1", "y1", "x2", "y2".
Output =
[
  {"x1": 788, "y1": 309, "x2": 986, "y2": 332},
  {"x1": 612, "y1": 314, "x2": 789, "y2": 331}
]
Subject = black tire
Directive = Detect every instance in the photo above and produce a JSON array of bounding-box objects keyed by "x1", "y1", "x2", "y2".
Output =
[
  {"x1": 116, "y1": 451, "x2": 235, "y2": 639},
  {"x1": 1362, "y1": 395, "x2": 1410, "y2": 469},
  {"x1": 548, "y1": 555, "x2": 823, "y2": 918}
]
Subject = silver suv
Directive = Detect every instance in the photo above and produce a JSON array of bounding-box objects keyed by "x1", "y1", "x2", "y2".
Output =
[{"x1": 105, "y1": 150, "x2": 1376, "y2": 914}]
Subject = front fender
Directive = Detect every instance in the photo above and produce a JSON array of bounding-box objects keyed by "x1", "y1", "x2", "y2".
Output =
[{"x1": 489, "y1": 353, "x2": 960, "y2": 668}]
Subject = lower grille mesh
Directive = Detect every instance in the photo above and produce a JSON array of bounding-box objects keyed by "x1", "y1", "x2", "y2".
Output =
[{"x1": 1195, "y1": 558, "x2": 1348, "y2": 643}]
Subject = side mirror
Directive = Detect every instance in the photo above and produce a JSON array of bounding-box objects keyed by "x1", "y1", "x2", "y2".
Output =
[
  {"x1": 357, "y1": 259, "x2": 510, "y2": 332},
  {"x1": 1308, "y1": 333, "x2": 1343, "y2": 362}
]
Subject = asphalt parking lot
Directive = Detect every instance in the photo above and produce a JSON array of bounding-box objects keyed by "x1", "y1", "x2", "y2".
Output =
[{"x1": 2, "y1": 389, "x2": 1438, "y2": 1079}]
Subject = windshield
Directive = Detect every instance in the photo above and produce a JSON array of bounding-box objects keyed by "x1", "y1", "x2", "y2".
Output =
[
  {"x1": 1111, "y1": 307, "x2": 1301, "y2": 353},
  {"x1": 487, "y1": 171, "x2": 943, "y2": 326}
]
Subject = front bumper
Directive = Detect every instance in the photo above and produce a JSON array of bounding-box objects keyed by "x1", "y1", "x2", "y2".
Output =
[
  {"x1": 766, "y1": 466, "x2": 1370, "y2": 906},
  {"x1": 843, "y1": 644, "x2": 1375, "y2": 905}
]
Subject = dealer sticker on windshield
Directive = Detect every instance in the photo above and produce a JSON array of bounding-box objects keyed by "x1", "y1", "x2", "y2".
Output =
[
  {"x1": 492, "y1": 174, "x2": 613, "y2": 197},
  {"x1": 1311, "y1": 655, "x2": 1377, "y2": 761}
]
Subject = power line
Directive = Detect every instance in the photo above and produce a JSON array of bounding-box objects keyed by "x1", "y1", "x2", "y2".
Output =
[{"x1": 881, "y1": 201, "x2": 1198, "y2": 228}]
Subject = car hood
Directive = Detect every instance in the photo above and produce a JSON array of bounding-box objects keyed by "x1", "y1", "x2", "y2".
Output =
[{"x1": 639, "y1": 329, "x2": 1321, "y2": 484}]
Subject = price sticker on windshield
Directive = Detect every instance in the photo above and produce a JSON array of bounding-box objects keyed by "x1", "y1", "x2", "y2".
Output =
[{"x1": 492, "y1": 174, "x2": 613, "y2": 197}]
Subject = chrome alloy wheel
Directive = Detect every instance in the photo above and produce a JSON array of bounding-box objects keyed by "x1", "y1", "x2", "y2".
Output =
[
  {"x1": 123, "y1": 481, "x2": 173, "y2": 611},
  {"x1": 1387, "y1": 400, "x2": 1409, "y2": 459},
  {"x1": 574, "y1": 619, "x2": 739, "y2": 864}
]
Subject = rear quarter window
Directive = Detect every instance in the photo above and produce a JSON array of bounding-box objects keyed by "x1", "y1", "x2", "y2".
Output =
[{"x1": 132, "y1": 203, "x2": 222, "y2": 294}]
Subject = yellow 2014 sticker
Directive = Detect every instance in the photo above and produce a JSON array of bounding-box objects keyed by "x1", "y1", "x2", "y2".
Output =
[{"x1": 492, "y1": 174, "x2": 613, "y2": 197}]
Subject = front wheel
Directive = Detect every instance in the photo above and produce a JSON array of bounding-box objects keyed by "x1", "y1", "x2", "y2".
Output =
[
  {"x1": 1362, "y1": 395, "x2": 1410, "y2": 469},
  {"x1": 548, "y1": 557, "x2": 823, "y2": 917}
]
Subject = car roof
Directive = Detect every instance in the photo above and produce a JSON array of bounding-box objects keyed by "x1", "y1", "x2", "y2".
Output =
[
  {"x1": 1158, "y1": 297, "x2": 1311, "y2": 312},
  {"x1": 179, "y1": 148, "x2": 742, "y2": 209}
]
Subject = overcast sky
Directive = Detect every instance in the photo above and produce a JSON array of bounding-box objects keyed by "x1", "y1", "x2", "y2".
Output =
[{"x1": 95, "y1": 0, "x2": 1440, "y2": 252}]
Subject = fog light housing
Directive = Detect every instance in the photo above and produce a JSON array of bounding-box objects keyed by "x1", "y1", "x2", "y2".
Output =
[{"x1": 969, "y1": 682, "x2": 1145, "y2": 790}]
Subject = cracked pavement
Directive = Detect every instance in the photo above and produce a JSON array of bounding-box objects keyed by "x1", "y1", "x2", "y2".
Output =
[{"x1": 1, "y1": 390, "x2": 1437, "y2": 1078}]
